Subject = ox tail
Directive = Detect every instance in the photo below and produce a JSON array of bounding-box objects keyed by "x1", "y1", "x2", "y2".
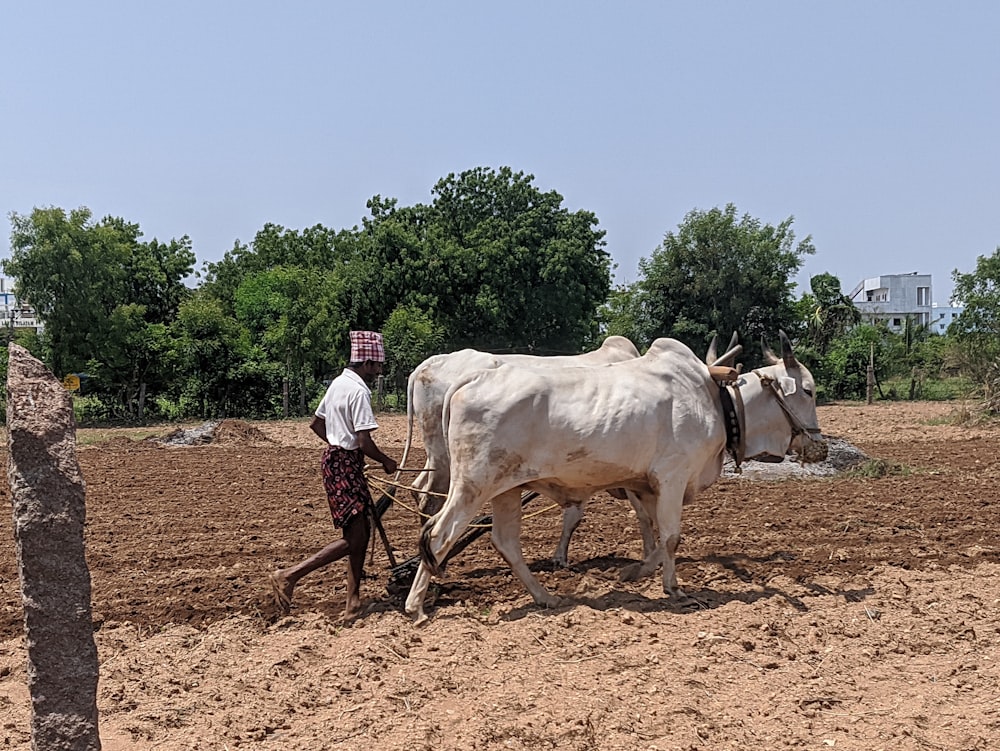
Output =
[
  {"x1": 396, "y1": 368, "x2": 419, "y2": 484},
  {"x1": 440, "y1": 366, "x2": 495, "y2": 450},
  {"x1": 418, "y1": 517, "x2": 443, "y2": 577}
]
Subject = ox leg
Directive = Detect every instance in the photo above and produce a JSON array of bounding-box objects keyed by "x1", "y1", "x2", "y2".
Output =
[
  {"x1": 491, "y1": 489, "x2": 561, "y2": 609},
  {"x1": 417, "y1": 462, "x2": 451, "y2": 517},
  {"x1": 655, "y1": 487, "x2": 686, "y2": 598},
  {"x1": 627, "y1": 490, "x2": 658, "y2": 562},
  {"x1": 620, "y1": 491, "x2": 664, "y2": 581},
  {"x1": 404, "y1": 486, "x2": 484, "y2": 625},
  {"x1": 405, "y1": 562, "x2": 435, "y2": 627},
  {"x1": 552, "y1": 502, "x2": 585, "y2": 567}
]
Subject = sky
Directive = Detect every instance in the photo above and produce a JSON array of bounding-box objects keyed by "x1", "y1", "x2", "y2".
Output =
[{"x1": 2, "y1": 2, "x2": 997, "y2": 306}]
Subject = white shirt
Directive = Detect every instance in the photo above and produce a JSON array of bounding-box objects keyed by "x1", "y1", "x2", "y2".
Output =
[{"x1": 314, "y1": 368, "x2": 379, "y2": 449}]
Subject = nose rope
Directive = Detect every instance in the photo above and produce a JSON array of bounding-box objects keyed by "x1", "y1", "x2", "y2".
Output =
[
  {"x1": 718, "y1": 370, "x2": 824, "y2": 468},
  {"x1": 753, "y1": 372, "x2": 823, "y2": 440}
]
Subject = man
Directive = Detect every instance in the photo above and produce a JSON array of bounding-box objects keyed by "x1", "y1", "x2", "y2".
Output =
[{"x1": 269, "y1": 330, "x2": 398, "y2": 619}]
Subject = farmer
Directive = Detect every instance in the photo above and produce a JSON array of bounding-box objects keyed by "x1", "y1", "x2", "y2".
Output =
[{"x1": 269, "y1": 330, "x2": 398, "y2": 619}]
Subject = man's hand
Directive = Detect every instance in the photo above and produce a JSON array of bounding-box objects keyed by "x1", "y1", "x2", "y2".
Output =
[{"x1": 381, "y1": 457, "x2": 398, "y2": 475}]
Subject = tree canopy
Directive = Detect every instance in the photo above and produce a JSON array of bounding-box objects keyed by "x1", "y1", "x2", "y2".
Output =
[
  {"x1": 628, "y1": 204, "x2": 814, "y2": 361},
  {"x1": 5, "y1": 206, "x2": 195, "y2": 417}
]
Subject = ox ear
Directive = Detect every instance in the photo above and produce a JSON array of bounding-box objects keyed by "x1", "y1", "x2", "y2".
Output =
[{"x1": 779, "y1": 329, "x2": 796, "y2": 368}]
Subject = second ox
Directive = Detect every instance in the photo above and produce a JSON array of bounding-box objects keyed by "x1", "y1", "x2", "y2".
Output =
[
  {"x1": 399, "y1": 335, "x2": 651, "y2": 566},
  {"x1": 405, "y1": 332, "x2": 827, "y2": 625}
]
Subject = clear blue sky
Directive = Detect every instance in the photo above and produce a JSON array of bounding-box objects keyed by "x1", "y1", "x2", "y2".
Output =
[{"x1": 2, "y1": 2, "x2": 997, "y2": 306}]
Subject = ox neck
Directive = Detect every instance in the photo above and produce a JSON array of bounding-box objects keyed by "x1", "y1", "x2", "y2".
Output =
[{"x1": 718, "y1": 382, "x2": 746, "y2": 470}]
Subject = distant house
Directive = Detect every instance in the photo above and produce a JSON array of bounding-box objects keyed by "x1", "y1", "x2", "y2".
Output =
[
  {"x1": 930, "y1": 304, "x2": 964, "y2": 335},
  {"x1": 0, "y1": 277, "x2": 43, "y2": 335},
  {"x1": 848, "y1": 272, "x2": 962, "y2": 334}
]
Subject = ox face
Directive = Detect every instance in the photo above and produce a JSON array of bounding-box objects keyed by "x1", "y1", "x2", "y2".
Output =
[{"x1": 743, "y1": 332, "x2": 827, "y2": 464}]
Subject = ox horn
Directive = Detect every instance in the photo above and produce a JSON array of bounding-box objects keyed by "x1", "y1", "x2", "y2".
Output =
[
  {"x1": 707, "y1": 332, "x2": 741, "y2": 367},
  {"x1": 706, "y1": 334, "x2": 719, "y2": 365},
  {"x1": 779, "y1": 330, "x2": 796, "y2": 368},
  {"x1": 762, "y1": 335, "x2": 779, "y2": 365}
]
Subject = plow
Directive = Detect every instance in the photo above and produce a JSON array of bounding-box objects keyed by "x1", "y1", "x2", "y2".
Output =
[{"x1": 364, "y1": 468, "x2": 540, "y2": 592}]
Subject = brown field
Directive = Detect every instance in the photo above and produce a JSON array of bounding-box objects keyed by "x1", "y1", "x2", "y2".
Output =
[{"x1": 1, "y1": 401, "x2": 999, "y2": 750}]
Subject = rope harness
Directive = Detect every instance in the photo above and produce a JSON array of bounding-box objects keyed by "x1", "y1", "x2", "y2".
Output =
[{"x1": 364, "y1": 470, "x2": 561, "y2": 528}]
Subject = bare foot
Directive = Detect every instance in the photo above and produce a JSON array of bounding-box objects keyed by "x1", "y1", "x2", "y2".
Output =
[
  {"x1": 343, "y1": 596, "x2": 363, "y2": 620},
  {"x1": 269, "y1": 570, "x2": 294, "y2": 614}
]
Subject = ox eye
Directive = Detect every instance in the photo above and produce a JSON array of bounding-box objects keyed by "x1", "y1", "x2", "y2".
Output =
[{"x1": 804, "y1": 388, "x2": 814, "y2": 397}]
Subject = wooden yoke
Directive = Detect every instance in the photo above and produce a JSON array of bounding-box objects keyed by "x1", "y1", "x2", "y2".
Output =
[{"x1": 708, "y1": 365, "x2": 739, "y2": 383}]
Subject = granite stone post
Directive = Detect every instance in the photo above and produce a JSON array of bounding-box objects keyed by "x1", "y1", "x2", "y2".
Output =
[{"x1": 6, "y1": 344, "x2": 101, "y2": 750}]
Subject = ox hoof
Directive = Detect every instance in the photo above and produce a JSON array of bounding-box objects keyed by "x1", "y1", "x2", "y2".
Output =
[
  {"x1": 620, "y1": 563, "x2": 643, "y2": 581},
  {"x1": 552, "y1": 555, "x2": 570, "y2": 569}
]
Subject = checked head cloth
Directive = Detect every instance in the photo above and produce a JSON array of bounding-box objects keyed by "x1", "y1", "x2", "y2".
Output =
[{"x1": 349, "y1": 330, "x2": 385, "y2": 363}]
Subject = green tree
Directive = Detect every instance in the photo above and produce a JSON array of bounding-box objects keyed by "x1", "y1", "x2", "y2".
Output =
[
  {"x1": 233, "y1": 267, "x2": 343, "y2": 416},
  {"x1": 633, "y1": 204, "x2": 814, "y2": 364},
  {"x1": 595, "y1": 283, "x2": 645, "y2": 350},
  {"x1": 381, "y1": 304, "x2": 446, "y2": 397},
  {"x1": 200, "y1": 223, "x2": 342, "y2": 312},
  {"x1": 345, "y1": 168, "x2": 612, "y2": 352},
  {"x1": 823, "y1": 324, "x2": 891, "y2": 400},
  {"x1": 951, "y1": 247, "x2": 1000, "y2": 409},
  {"x1": 426, "y1": 167, "x2": 612, "y2": 351},
  {"x1": 4, "y1": 207, "x2": 194, "y2": 417},
  {"x1": 801, "y1": 273, "x2": 862, "y2": 356},
  {"x1": 171, "y1": 294, "x2": 250, "y2": 418}
]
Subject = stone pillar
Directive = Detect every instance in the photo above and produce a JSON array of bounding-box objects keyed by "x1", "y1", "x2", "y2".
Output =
[{"x1": 6, "y1": 344, "x2": 101, "y2": 750}]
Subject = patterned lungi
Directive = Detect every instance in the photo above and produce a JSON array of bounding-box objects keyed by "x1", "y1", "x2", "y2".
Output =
[{"x1": 321, "y1": 445, "x2": 373, "y2": 528}]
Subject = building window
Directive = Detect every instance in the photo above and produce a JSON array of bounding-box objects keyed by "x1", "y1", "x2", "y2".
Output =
[
  {"x1": 917, "y1": 287, "x2": 930, "y2": 306},
  {"x1": 892, "y1": 318, "x2": 902, "y2": 327}
]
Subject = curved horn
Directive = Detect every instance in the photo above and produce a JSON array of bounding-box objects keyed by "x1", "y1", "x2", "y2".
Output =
[
  {"x1": 762, "y1": 335, "x2": 779, "y2": 365},
  {"x1": 706, "y1": 334, "x2": 720, "y2": 365},
  {"x1": 711, "y1": 343, "x2": 743, "y2": 367},
  {"x1": 779, "y1": 329, "x2": 795, "y2": 368}
]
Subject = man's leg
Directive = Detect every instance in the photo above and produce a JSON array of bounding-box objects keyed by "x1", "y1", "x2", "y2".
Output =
[
  {"x1": 270, "y1": 536, "x2": 349, "y2": 613},
  {"x1": 343, "y1": 511, "x2": 371, "y2": 618}
]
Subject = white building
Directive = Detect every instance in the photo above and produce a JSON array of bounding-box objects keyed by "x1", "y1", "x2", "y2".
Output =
[
  {"x1": 0, "y1": 277, "x2": 42, "y2": 335},
  {"x1": 930, "y1": 304, "x2": 964, "y2": 335},
  {"x1": 848, "y1": 272, "x2": 962, "y2": 334},
  {"x1": 848, "y1": 273, "x2": 932, "y2": 332}
]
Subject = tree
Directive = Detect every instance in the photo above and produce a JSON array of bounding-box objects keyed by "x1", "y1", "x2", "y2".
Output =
[
  {"x1": 381, "y1": 304, "x2": 446, "y2": 398},
  {"x1": 425, "y1": 167, "x2": 612, "y2": 351},
  {"x1": 595, "y1": 283, "x2": 646, "y2": 350},
  {"x1": 633, "y1": 204, "x2": 814, "y2": 364},
  {"x1": 345, "y1": 168, "x2": 612, "y2": 352},
  {"x1": 233, "y1": 267, "x2": 343, "y2": 416},
  {"x1": 170, "y1": 294, "x2": 251, "y2": 418},
  {"x1": 801, "y1": 273, "x2": 862, "y2": 356},
  {"x1": 951, "y1": 247, "x2": 1000, "y2": 409},
  {"x1": 823, "y1": 324, "x2": 891, "y2": 400},
  {"x1": 4, "y1": 207, "x2": 195, "y2": 418}
]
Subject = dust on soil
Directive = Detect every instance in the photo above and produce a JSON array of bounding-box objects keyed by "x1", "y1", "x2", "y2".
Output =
[{"x1": 1, "y1": 401, "x2": 999, "y2": 750}]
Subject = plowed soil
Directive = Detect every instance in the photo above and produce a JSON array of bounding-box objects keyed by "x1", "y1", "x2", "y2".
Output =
[{"x1": 2, "y1": 402, "x2": 999, "y2": 750}]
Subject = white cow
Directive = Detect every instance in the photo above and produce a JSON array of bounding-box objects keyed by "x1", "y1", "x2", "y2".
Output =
[
  {"x1": 399, "y1": 336, "x2": 649, "y2": 566},
  {"x1": 405, "y1": 332, "x2": 826, "y2": 625}
]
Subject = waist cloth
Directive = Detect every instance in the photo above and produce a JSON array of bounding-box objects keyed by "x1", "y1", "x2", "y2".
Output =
[{"x1": 321, "y1": 445, "x2": 373, "y2": 528}]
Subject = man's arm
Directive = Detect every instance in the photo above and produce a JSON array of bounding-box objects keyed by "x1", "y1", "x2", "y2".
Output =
[
  {"x1": 357, "y1": 429, "x2": 398, "y2": 475},
  {"x1": 309, "y1": 415, "x2": 327, "y2": 442}
]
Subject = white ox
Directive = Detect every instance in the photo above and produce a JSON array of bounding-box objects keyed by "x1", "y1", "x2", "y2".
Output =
[
  {"x1": 405, "y1": 332, "x2": 827, "y2": 625},
  {"x1": 399, "y1": 335, "x2": 648, "y2": 566}
]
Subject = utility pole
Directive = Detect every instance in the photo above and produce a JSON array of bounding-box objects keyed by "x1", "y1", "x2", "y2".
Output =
[{"x1": 866, "y1": 344, "x2": 875, "y2": 405}]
